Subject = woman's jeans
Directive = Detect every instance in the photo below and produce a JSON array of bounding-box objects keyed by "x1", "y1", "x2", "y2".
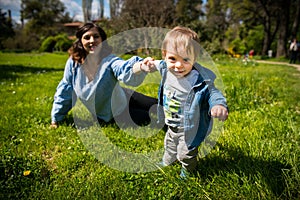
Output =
[{"x1": 98, "y1": 87, "x2": 158, "y2": 128}]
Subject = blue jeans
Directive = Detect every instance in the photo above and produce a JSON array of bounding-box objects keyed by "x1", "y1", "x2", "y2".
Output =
[{"x1": 99, "y1": 87, "x2": 158, "y2": 127}]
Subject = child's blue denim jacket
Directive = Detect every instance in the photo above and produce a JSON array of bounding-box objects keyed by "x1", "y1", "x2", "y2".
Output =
[
  {"x1": 156, "y1": 61, "x2": 228, "y2": 150},
  {"x1": 51, "y1": 54, "x2": 146, "y2": 123}
]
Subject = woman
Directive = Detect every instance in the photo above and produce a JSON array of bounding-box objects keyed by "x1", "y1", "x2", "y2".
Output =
[{"x1": 50, "y1": 22, "x2": 157, "y2": 128}]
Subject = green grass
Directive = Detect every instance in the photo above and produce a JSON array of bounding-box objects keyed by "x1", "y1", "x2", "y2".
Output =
[{"x1": 0, "y1": 52, "x2": 299, "y2": 199}]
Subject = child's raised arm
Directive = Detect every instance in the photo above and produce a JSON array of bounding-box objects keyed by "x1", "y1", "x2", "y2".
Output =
[{"x1": 132, "y1": 57, "x2": 157, "y2": 73}]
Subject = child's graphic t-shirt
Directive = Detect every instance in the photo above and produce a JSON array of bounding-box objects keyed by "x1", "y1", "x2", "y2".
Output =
[{"x1": 163, "y1": 69, "x2": 198, "y2": 128}]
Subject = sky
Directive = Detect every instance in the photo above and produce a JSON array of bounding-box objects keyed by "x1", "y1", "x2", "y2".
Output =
[{"x1": 0, "y1": 0, "x2": 110, "y2": 23}]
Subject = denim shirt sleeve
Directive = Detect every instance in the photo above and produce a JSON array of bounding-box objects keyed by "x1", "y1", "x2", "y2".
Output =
[
  {"x1": 51, "y1": 57, "x2": 74, "y2": 122},
  {"x1": 110, "y1": 55, "x2": 147, "y2": 86},
  {"x1": 207, "y1": 82, "x2": 228, "y2": 112},
  {"x1": 197, "y1": 64, "x2": 228, "y2": 112}
]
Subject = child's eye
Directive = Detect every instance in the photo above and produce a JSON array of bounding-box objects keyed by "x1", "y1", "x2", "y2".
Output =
[
  {"x1": 168, "y1": 56, "x2": 176, "y2": 61},
  {"x1": 183, "y1": 58, "x2": 190, "y2": 62}
]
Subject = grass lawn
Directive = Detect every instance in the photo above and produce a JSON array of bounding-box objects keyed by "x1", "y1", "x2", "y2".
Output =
[{"x1": 0, "y1": 52, "x2": 299, "y2": 199}]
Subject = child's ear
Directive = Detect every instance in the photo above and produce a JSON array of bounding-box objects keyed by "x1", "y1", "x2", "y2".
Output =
[{"x1": 162, "y1": 50, "x2": 166, "y2": 59}]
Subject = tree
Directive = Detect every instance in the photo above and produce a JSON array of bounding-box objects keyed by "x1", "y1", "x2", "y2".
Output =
[
  {"x1": 0, "y1": 9, "x2": 15, "y2": 49},
  {"x1": 82, "y1": 0, "x2": 105, "y2": 21},
  {"x1": 82, "y1": 0, "x2": 93, "y2": 22},
  {"x1": 107, "y1": 0, "x2": 176, "y2": 55},
  {"x1": 290, "y1": 0, "x2": 300, "y2": 38},
  {"x1": 204, "y1": 0, "x2": 231, "y2": 53},
  {"x1": 99, "y1": 0, "x2": 104, "y2": 19},
  {"x1": 276, "y1": 0, "x2": 290, "y2": 58},
  {"x1": 118, "y1": 0, "x2": 176, "y2": 29},
  {"x1": 21, "y1": 0, "x2": 72, "y2": 37},
  {"x1": 175, "y1": 0, "x2": 204, "y2": 25},
  {"x1": 109, "y1": 0, "x2": 124, "y2": 18},
  {"x1": 220, "y1": 0, "x2": 300, "y2": 57}
]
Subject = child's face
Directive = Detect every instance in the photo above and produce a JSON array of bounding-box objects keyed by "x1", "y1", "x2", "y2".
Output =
[{"x1": 164, "y1": 51, "x2": 194, "y2": 78}]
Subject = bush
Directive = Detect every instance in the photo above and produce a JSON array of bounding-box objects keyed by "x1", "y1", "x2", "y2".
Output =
[
  {"x1": 2, "y1": 29, "x2": 41, "y2": 51},
  {"x1": 39, "y1": 36, "x2": 56, "y2": 52},
  {"x1": 54, "y1": 34, "x2": 73, "y2": 52},
  {"x1": 39, "y1": 34, "x2": 72, "y2": 52}
]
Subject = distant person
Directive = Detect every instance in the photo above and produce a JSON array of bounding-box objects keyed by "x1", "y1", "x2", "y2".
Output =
[
  {"x1": 50, "y1": 22, "x2": 157, "y2": 129},
  {"x1": 150, "y1": 26, "x2": 229, "y2": 179},
  {"x1": 249, "y1": 49, "x2": 254, "y2": 59},
  {"x1": 289, "y1": 38, "x2": 298, "y2": 64}
]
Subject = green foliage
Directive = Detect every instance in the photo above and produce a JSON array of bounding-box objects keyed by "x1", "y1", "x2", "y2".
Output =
[
  {"x1": 0, "y1": 53, "x2": 299, "y2": 199},
  {"x1": 40, "y1": 34, "x2": 72, "y2": 52},
  {"x1": 2, "y1": 29, "x2": 40, "y2": 52},
  {"x1": 175, "y1": 0, "x2": 204, "y2": 25},
  {"x1": 21, "y1": 0, "x2": 71, "y2": 36},
  {"x1": 202, "y1": 39, "x2": 223, "y2": 55},
  {"x1": 39, "y1": 36, "x2": 56, "y2": 52},
  {"x1": 0, "y1": 9, "x2": 15, "y2": 49},
  {"x1": 54, "y1": 34, "x2": 72, "y2": 52},
  {"x1": 1, "y1": 0, "x2": 73, "y2": 52},
  {"x1": 245, "y1": 25, "x2": 264, "y2": 54},
  {"x1": 231, "y1": 37, "x2": 247, "y2": 55}
]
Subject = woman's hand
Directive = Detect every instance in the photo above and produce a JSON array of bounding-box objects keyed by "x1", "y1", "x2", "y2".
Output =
[{"x1": 49, "y1": 121, "x2": 58, "y2": 129}]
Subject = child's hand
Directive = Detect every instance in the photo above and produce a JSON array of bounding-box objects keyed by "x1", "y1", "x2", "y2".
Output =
[
  {"x1": 141, "y1": 57, "x2": 157, "y2": 73},
  {"x1": 133, "y1": 57, "x2": 157, "y2": 73},
  {"x1": 210, "y1": 105, "x2": 228, "y2": 121}
]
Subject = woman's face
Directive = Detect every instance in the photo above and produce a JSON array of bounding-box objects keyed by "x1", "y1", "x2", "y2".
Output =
[{"x1": 81, "y1": 27, "x2": 102, "y2": 54}]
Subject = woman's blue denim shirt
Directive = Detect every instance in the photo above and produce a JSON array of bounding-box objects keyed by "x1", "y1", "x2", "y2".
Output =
[
  {"x1": 156, "y1": 60, "x2": 228, "y2": 150},
  {"x1": 51, "y1": 54, "x2": 146, "y2": 123}
]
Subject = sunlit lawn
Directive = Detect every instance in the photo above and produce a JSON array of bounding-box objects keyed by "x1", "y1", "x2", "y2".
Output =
[{"x1": 0, "y1": 52, "x2": 299, "y2": 199}]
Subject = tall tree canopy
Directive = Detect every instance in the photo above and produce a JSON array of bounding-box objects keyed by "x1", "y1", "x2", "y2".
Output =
[
  {"x1": 117, "y1": 0, "x2": 176, "y2": 29},
  {"x1": 205, "y1": 0, "x2": 300, "y2": 56},
  {"x1": 2, "y1": 0, "x2": 299, "y2": 56},
  {"x1": 21, "y1": 0, "x2": 71, "y2": 37},
  {"x1": 0, "y1": 9, "x2": 15, "y2": 49}
]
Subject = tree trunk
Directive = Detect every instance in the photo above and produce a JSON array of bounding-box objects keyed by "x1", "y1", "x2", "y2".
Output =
[
  {"x1": 110, "y1": 0, "x2": 123, "y2": 18},
  {"x1": 262, "y1": 16, "x2": 271, "y2": 56},
  {"x1": 291, "y1": 0, "x2": 300, "y2": 37},
  {"x1": 99, "y1": 0, "x2": 104, "y2": 18},
  {"x1": 276, "y1": 0, "x2": 290, "y2": 58},
  {"x1": 82, "y1": 0, "x2": 92, "y2": 22}
]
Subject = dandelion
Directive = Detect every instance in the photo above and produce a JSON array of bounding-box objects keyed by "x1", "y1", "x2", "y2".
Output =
[{"x1": 23, "y1": 170, "x2": 31, "y2": 176}]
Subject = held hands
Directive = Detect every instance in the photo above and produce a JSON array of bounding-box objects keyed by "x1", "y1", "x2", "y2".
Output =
[
  {"x1": 141, "y1": 57, "x2": 157, "y2": 73},
  {"x1": 133, "y1": 57, "x2": 157, "y2": 73},
  {"x1": 210, "y1": 105, "x2": 228, "y2": 122}
]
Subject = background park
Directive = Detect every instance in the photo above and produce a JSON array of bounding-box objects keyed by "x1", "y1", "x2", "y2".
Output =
[{"x1": 0, "y1": 0, "x2": 300, "y2": 199}]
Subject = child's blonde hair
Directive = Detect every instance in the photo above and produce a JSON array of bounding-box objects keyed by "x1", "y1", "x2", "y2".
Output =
[{"x1": 162, "y1": 26, "x2": 200, "y2": 63}]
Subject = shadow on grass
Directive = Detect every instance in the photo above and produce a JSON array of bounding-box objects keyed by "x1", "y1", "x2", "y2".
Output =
[
  {"x1": 60, "y1": 114, "x2": 76, "y2": 128},
  {"x1": 197, "y1": 144, "x2": 291, "y2": 197},
  {"x1": 0, "y1": 154, "x2": 51, "y2": 199},
  {"x1": 0, "y1": 64, "x2": 63, "y2": 81}
]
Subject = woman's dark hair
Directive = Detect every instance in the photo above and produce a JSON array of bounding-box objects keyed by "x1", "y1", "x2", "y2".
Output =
[{"x1": 68, "y1": 22, "x2": 112, "y2": 63}]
